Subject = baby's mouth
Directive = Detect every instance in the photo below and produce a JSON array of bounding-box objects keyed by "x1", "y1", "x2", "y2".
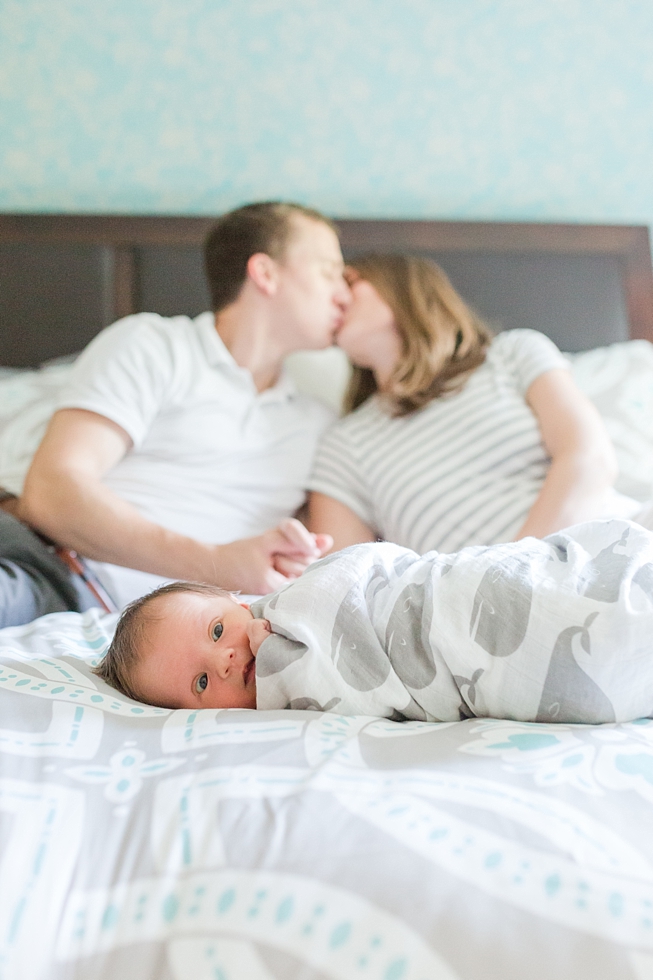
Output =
[{"x1": 243, "y1": 658, "x2": 255, "y2": 685}]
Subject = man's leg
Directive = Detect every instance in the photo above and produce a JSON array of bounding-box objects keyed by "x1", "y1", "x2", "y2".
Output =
[
  {"x1": 0, "y1": 511, "x2": 84, "y2": 628},
  {"x1": 0, "y1": 559, "x2": 73, "y2": 627}
]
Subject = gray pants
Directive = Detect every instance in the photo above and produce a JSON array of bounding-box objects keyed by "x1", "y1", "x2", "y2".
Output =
[{"x1": 0, "y1": 512, "x2": 99, "y2": 628}]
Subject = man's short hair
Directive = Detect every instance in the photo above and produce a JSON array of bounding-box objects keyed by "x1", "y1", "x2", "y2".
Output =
[{"x1": 204, "y1": 201, "x2": 337, "y2": 313}]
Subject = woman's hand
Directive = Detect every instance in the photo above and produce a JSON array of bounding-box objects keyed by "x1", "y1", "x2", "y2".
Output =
[
  {"x1": 270, "y1": 518, "x2": 333, "y2": 577},
  {"x1": 514, "y1": 368, "x2": 618, "y2": 540}
]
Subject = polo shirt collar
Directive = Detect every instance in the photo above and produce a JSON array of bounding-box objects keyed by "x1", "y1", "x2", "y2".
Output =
[{"x1": 194, "y1": 311, "x2": 298, "y2": 402}]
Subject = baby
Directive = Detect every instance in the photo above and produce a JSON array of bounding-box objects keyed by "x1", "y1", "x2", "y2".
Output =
[
  {"x1": 97, "y1": 580, "x2": 267, "y2": 711},
  {"x1": 95, "y1": 518, "x2": 653, "y2": 724}
]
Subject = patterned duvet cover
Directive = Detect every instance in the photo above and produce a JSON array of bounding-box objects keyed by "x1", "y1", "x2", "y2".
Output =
[{"x1": 1, "y1": 609, "x2": 653, "y2": 980}]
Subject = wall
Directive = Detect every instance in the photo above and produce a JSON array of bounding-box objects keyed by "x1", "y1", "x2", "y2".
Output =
[{"x1": 1, "y1": 0, "x2": 652, "y2": 228}]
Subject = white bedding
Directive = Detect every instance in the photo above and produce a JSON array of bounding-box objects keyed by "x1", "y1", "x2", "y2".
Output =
[
  {"x1": 1, "y1": 609, "x2": 653, "y2": 979},
  {"x1": 3, "y1": 338, "x2": 653, "y2": 978}
]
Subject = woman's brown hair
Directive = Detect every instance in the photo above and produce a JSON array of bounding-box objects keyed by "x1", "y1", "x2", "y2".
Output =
[{"x1": 344, "y1": 254, "x2": 493, "y2": 417}]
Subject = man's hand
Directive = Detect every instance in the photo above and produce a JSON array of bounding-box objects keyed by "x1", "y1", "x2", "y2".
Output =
[{"x1": 212, "y1": 518, "x2": 333, "y2": 595}]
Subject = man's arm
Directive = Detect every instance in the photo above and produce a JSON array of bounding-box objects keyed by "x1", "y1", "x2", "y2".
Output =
[
  {"x1": 21, "y1": 409, "x2": 329, "y2": 595},
  {"x1": 514, "y1": 369, "x2": 618, "y2": 540}
]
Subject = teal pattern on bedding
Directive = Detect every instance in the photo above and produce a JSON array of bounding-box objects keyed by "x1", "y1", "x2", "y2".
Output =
[{"x1": 1, "y1": 589, "x2": 653, "y2": 976}]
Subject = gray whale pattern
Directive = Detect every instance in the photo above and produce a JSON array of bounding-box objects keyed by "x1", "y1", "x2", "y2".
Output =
[
  {"x1": 385, "y1": 583, "x2": 437, "y2": 689},
  {"x1": 536, "y1": 612, "x2": 616, "y2": 724},
  {"x1": 255, "y1": 520, "x2": 653, "y2": 724},
  {"x1": 577, "y1": 527, "x2": 633, "y2": 602},
  {"x1": 469, "y1": 554, "x2": 534, "y2": 657},
  {"x1": 330, "y1": 564, "x2": 393, "y2": 691}
]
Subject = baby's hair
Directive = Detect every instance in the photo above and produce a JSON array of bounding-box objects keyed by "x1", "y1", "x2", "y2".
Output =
[{"x1": 93, "y1": 581, "x2": 235, "y2": 702}]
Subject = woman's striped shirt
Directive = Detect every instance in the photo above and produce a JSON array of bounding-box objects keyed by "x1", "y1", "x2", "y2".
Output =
[{"x1": 308, "y1": 329, "x2": 571, "y2": 554}]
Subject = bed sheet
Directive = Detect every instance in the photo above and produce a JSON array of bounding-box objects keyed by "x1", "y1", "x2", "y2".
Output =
[{"x1": 1, "y1": 609, "x2": 653, "y2": 980}]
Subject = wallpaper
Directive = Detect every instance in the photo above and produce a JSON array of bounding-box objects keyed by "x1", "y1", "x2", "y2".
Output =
[{"x1": 0, "y1": 0, "x2": 652, "y2": 226}]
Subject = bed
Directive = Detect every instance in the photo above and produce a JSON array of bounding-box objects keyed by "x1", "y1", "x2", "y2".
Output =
[{"x1": 1, "y1": 214, "x2": 653, "y2": 980}]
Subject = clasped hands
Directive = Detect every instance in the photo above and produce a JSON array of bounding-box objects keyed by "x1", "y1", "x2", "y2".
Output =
[{"x1": 211, "y1": 518, "x2": 333, "y2": 596}]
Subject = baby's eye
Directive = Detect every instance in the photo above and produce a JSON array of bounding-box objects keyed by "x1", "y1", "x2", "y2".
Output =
[
  {"x1": 212, "y1": 622, "x2": 223, "y2": 641},
  {"x1": 195, "y1": 673, "x2": 208, "y2": 694}
]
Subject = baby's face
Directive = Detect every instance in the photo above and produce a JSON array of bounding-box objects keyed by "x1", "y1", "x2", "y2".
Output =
[{"x1": 131, "y1": 592, "x2": 271, "y2": 710}]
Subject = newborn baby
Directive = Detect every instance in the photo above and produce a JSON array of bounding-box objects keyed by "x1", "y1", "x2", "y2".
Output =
[
  {"x1": 95, "y1": 519, "x2": 653, "y2": 724},
  {"x1": 96, "y1": 580, "x2": 266, "y2": 710}
]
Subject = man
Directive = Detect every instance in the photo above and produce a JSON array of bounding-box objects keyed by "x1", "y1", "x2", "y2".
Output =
[{"x1": 0, "y1": 201, "x2": 351, "y2": 627}]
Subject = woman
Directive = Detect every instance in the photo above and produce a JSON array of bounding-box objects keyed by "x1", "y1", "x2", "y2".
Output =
[{"x1": 307, "y1": 254, "x2": 645, "y2": 553}]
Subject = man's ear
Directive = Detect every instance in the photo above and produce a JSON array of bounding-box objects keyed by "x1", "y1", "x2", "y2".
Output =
[{"x1": 246, "y1": 252, "x2": 279, "y2": 297}]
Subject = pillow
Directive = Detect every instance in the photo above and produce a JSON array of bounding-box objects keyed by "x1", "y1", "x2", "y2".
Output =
[
  {"x1": 0, "y1": 361, "x2": 75, "y2": 494},
  {"x1": 284, "y1": 347, "x2": 351, "y2": 414},
  {"x1": 569, "y1": 341, "x2": 653, "y2": 503}
]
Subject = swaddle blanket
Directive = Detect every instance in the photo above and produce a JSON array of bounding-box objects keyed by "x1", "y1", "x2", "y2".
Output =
[{"x1": 250, "y1": 519, "x2": 653, "y2": 723}]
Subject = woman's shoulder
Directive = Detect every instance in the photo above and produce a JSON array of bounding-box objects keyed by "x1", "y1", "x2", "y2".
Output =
[
  {"x1": 488, "y1": 328, "x2": 562, "y2": 357},
  {"x1": 486, "y1": 329, "x2": 570, "y2": 392}
]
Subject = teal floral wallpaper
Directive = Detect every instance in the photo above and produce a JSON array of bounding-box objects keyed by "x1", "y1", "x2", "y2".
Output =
[{"x1": 0, "y1": 0, "x2": 652, "y2": 226}]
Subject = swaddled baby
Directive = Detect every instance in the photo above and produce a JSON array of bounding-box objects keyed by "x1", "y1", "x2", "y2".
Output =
[{"x1": 95, "y1": 519, "x2": 653, "y2": 724}]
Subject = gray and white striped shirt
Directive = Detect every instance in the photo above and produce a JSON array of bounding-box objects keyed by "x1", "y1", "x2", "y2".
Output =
[{"x1": 308, "y1": 329, "x2": 570, "y2": 554}]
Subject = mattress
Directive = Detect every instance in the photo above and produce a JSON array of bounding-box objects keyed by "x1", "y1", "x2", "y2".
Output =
[{"x1": 1, "y1": 609, "x2": 652, "y2": 979}]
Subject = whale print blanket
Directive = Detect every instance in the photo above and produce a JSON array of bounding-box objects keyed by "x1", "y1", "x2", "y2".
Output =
[{"x1": 250, "y1": 519, "x2": 653, "y2": 724}]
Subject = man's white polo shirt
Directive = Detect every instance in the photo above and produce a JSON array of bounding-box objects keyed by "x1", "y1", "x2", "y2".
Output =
[{"x1": 57, "y1": 311, "x2": 334, "y2": 606}]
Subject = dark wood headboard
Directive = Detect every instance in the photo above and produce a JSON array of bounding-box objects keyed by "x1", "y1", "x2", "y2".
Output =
[{"x1": 1, "y1": 214, "x2": 652, "y2": 367}]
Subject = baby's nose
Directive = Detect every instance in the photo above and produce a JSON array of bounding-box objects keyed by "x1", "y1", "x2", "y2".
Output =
[{"x1": 216, "y1": 644, "x2": 238, "y2": 672}]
